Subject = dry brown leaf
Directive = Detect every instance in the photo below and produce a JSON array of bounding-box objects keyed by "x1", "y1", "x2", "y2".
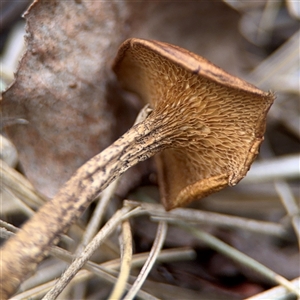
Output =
[{"x1": 1, "y1": 0, "x2": 145, "y2": 197}]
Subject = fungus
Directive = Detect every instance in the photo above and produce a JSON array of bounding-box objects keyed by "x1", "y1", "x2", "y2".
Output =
[
  {"x1": 113, "y1": 38, "x2": 275, "y2": 209},
  {"x1": 0, "y1": 38, "x2": 274, "y2": 298}
]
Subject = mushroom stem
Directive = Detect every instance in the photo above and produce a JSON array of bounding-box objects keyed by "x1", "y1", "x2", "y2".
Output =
[{"x1": 0, "y1": 108, "x2": 169, "y2": 299}]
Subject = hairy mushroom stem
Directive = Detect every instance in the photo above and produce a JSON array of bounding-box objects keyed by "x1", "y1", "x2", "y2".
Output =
[{"x1": 0, "y1": 103, "x2": 195, "y2": 299}]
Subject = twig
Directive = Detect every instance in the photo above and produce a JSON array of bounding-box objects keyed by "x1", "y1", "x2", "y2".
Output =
[{"x1": 124, "y1": 221, "x2": 168, "y2": 300}]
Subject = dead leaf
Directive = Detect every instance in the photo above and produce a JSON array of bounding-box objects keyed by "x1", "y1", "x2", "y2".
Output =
[{"x1": 1, "y1": 0, "x2": 145, "y2": 197}]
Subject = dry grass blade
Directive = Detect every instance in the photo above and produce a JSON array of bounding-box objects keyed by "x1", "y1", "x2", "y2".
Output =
[
  {"x1": 47, "y1": 243, "x2": 182, "y2": 300},
  {"x1": 109, "y1": 220, "x2": 133, "y2": 300},
  {"x1": 178, "y1": 223, "x2": 300, "y2": 297},
  {"x1": 125, "y1": 200, "x2": 288, "y2": 238},
  {"x1": 124, "y1": 221, "x2": 168, "y2": 300},
  {"x1": 30, "y1": 242, "x2": 154, "y2": 300},
  {"x1": 0, "y1": 227, "x2": 14, "y2": 241}
]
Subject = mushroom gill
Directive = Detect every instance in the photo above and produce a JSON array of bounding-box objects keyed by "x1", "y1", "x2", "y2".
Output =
[{"x1": 113, "y1": 38, "x2": 275, "y2": 209}]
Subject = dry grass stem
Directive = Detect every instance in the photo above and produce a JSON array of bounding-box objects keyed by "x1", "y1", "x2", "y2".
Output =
[
  {"x1": 256, "y1": 0, "x2": 281, "y2": 45},
  {"x1": 0, "y1": 214, "x2": 74, "y2": 249},
  {"x1": 125, "y1": 200, "x2": 288, "y2": 238},
  {"x1": 18, "y1": 262, "x2": 68, "y2": 295},
  {"x1": 108, "y1": 220, "x2": 133, "y2": 300},
  {"x1": 124, "y1": 221, "x2": 168, "y2": 300},
  {"x1": 178, "y1": 223, "x2": 300, "y2": 297}
]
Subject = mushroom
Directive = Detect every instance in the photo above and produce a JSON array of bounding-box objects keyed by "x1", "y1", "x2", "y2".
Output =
[
  {"x1": 0, "y1": 38, "x2": 274, "y2": 298},
  {"x1": 113, "y1": 38, "x2": 275, "y2": 209}
]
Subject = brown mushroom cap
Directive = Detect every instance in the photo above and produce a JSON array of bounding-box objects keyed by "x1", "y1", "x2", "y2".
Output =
[{"x1": 113, "y1": 38, "x2": 274, "y2": 210}]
